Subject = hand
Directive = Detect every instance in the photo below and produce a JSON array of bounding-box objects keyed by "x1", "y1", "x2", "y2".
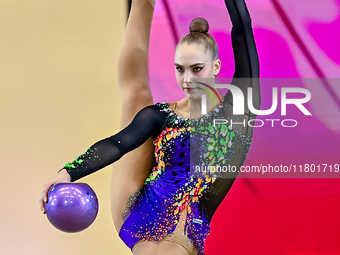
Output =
[{"x1": 39, "y1": 169, "x2": 71, "y2": 214}]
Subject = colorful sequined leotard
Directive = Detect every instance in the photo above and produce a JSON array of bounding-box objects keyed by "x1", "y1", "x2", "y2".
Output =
[
  {"x1": 117, "y1": 99, "x2": 254, "y2": 255},
  {"x1": 61, "y1": 0, "x2": 260, "y2": 254}
]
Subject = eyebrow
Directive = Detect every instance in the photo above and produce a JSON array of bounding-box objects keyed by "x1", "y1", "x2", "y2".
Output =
[{"x1": 174, "y1": 63, "x2": 205, "y2": 67}]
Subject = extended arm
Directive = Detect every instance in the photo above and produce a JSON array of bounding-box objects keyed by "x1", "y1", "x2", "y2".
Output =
[
  {"x1": 61, "y1": 106, "x2": 164, "y2": 182},
  {"x1": 224, "y1": 0, "x2": 261, "y2": 135}
]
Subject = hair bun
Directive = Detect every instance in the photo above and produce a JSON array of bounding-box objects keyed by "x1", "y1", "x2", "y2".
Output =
[{"x1": 189, "y1": 17, "x2": 209, "y2": 34}]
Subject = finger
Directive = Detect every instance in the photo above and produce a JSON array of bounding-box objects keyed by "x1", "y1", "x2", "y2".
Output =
[
  {"x1": 42, "y1": 183, "x2": 54, "y2": 203},
  {"x1": 39, "y1": 198, "x2": 46, "y2": 214}
]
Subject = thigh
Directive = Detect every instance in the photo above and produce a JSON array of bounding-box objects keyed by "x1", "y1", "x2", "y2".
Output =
[
  {"x1": 132, "y1": 240, "x2": 192, "y2": 255},
  {"x1": 110, "y1": 94, "x2": 155, "y2": 232},
  {"x1": 112, "y1": 0, "x2": 157, "y2": 233},
  {"x1": 110, "y1": 139, "x2": 154, "y2": 231},
  {"x1": 131, "y1": 207, "x2": 197, "y2": 255}
]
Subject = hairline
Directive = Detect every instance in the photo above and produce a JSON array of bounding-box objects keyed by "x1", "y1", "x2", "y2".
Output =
[{"x1": 176, "y1": 40, "x2": 219, "y2": 61}]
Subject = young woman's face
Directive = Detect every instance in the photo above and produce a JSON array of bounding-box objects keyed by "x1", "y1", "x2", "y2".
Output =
[{"x1": 174, "y1": 42, "x2": 220, "y2": 100}]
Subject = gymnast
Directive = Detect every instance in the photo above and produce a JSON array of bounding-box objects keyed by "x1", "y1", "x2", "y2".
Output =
[{"x1": 40, "y1": 0, "x2": 260, "y2": 254}]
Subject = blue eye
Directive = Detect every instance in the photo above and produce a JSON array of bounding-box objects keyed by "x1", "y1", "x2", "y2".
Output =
[{"x1": 193, "y1": 67, "x2": 202, "y2": 72}]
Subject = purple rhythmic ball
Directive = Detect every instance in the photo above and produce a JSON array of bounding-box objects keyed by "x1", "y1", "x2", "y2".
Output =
[{"x1": 45, "y1": 183, "x2": 99, "y2": 233}]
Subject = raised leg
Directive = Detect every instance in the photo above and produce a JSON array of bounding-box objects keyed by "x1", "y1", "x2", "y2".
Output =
[{"x1": 111, "y1": 0, "x2": 156, "y2": 232}]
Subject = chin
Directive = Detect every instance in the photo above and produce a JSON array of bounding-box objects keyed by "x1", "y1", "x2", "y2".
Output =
[{"x1": 185, "y1": 92, "x2": 203, "y2": 101}]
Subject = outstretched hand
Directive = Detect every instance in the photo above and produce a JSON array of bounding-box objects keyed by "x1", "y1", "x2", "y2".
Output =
[{"x1": 39, "y1": 169, "x2": 71, "y2": 214}]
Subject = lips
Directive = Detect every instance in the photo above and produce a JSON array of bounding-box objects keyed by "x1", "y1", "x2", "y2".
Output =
[{"x1": 184, "y1": 87, "x2": 195, "y2": 92}]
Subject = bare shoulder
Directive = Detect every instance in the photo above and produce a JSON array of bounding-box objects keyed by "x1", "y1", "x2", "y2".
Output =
[
  {"x1": 167, "y1": 102, "x2": 176, "y2": 111},
  {"x1": 175, "y1": 98, "x2": 189, "y2": 110}
]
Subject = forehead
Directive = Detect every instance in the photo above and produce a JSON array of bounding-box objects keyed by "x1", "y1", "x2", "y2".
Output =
[{"x1": 175, "y1": 42, "x2": 211, "y2": 64}]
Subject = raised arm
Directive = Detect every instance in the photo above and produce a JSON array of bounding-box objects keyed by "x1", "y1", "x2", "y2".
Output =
[
  {"x1": 223, "y1": 0, "x2": 261, "y2": 136},
  {"x1": 61, "y1": 105, "x2": 164, "y2": 182},
  {"x1": 199, "y1": 0, "x2": 261, "y2": 222}
]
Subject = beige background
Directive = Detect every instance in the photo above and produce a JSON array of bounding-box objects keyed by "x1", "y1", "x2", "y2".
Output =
[{"x1": 0, "y1": 0, "x2": 131, "y2": 254}]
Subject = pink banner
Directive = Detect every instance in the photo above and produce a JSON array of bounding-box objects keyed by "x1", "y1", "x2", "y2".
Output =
[{"x1": 149, "y1": 0, "x2": 340, "y2": 254}]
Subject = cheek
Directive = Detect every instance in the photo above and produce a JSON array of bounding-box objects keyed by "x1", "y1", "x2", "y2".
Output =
[
  {"x1": 201, "y1": 67, "x2": 214, "y2": 77},
  {"x1": 175, "y1": 72, "x2": 182, "y2": 86},
  {"x1": 192, "y1": 67, "x2": 213, "y2": 79}
]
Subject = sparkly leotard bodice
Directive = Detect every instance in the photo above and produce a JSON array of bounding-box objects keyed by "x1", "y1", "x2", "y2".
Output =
[{"x1": 118, "y1": 100, "x2": 252, "y2": 254}]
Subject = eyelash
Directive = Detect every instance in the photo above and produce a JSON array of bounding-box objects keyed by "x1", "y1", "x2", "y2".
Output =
[
  {"x1": 176, "y1": 67, "x2": 183, "y2": 72},
  {"x1": 176, "y1": 67, "x2": 203, "y2": 73}
]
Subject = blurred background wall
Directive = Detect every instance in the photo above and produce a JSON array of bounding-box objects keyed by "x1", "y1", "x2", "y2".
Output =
[{"x1": 0, "y1": 0, "x2": 131, "y2": 254}]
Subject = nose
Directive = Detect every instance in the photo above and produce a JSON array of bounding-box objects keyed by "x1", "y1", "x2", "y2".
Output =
[{"x1": 183, "y1": 70, "x2": 192, "y2": 84}]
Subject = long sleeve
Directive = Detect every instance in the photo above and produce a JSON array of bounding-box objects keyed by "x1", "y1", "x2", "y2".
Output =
[
  {"x1": 200, "y1": 0, "x2": 261, "y2": 222},
  {"x1": 61, "y1": 105, "x2": 166, "y2": 182},
  {"x1": 223, "y1": 0, "x2": 261, "y2": 136}
]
